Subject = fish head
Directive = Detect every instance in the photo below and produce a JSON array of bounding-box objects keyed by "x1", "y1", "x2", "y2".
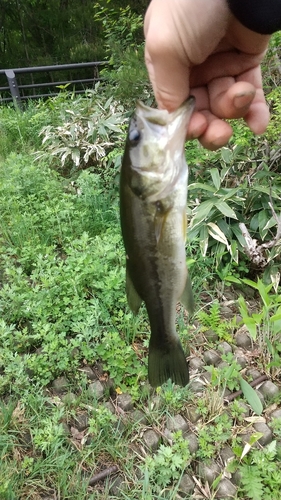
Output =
[{"x1": 125, "y1": 97, "x2": 195, "y2": 201}]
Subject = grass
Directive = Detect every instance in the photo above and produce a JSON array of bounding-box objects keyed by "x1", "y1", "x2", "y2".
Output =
[{"x1": 0, "y1": 98, "x2": 280, "y2": 499}]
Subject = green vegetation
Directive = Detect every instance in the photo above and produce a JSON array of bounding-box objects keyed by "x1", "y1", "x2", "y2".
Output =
[{"x1": 0, "y1": 15, "x2": 280, "y2": 500}]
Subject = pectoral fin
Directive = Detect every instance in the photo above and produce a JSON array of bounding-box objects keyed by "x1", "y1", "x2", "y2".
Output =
[
  {"x1": 126, "y1": 266, "x2": 142, "y2": 315},
  {"x1": 180, "y1": 272, "x2": 195, "y2": 314}
]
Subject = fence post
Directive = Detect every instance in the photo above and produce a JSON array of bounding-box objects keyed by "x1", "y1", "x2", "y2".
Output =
[{"x1": 5, "y1": 69, "x2": 22, "y2": 109}]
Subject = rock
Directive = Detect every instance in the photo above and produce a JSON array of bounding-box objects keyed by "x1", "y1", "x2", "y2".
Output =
[
  {"x1": 219, "y1": 306, "x2": 233, "y2": 319},
  {"x1": 198, "y1": 461, "x2": 221, "y2": 483},
  {"x1": 109, "y1": 475, "x2": 126, "y2": 497},
  {"x1": 178, "y1": 473, "x2": 195, "y2": 496},
  {"x1": 216, "y1": 478, "x2": 237, "y2": 498},
  {"x1": 75, "y1": 413, "x2": 89, "y2": 432},
  {"x1": 204, "y1": 329, "x2": 219, "y2": 342},
  {"x1": 258, "y1": 381, "x2": 280, "y2": 401},
  {"x1": 217, "y1": 361, "x2": 229, "y2": 370},
  {"x1": 166, "y1": 414, "x2": 189, "y2": 433},
  {"x1": 79, "y1": 365, "x2": 96, "y2": 380},
  {"x1": 189, "y1": 357, "x2": 205, "y2": 371},
  {"x1": 103, "y1": 401, "x2": 115, "y2": 414},
  {"x1": 117, "y1": 393, "x2": 134, "y2": 412},
  {"x1": 255, "y1": 389, "x2": 265, "y2": 409},
  {"x1": 235, "y1": 401, "x2": 250, "y2": 418},
  {"x1": 247, "y1": 368, "x2": 262, "y2": 380},
  {"x1": 52, "y1": 376, "x2": 69, "y2": 394},
  {"x1": 189, "y1": 379, "x2": 205, "y2": 393},
  {"x1": 238, "y1": 430, "x2": 253, "y2": 445},
  {"x1": 62, "y1": 392, "x2": 76, "y2": 405},
  {"x1": 143, "y1": 429, "x2": 160, "y2": 452},
  {"x1": 231, "y1": 469, "x2": 242, "y2": 486},
  {"x1": 253, "y1": 422, "x2": 273, "y2": 446},
  {"x1": 186, "y1": 407, "x2": 201, "y2": 424},
  {"x1": 270, "y1": 408, "x2": 281, "y2": 421},
  {"x1": 218, "y1": 341, "x2": 233, "y2": 355},
  {"x1": 201, "y1": 370, "x2": 212, "y2": 383},
  {"x1": 203, "y1": 349, "x2": 221, "y2": 366},
  {"x1": 220, "y1": 445, "x2": 235, "y2": 464},
  {"x1": 235, "y1": 329, "x2": 252, "y2": 348},
  {"x1": 184, "y1": 431, "x2": 199, "y2": 454},
  {"x1": 233, "y1": 348, "x2": 247, "y2": 369},
  {"x1": 129, "y1": 409, "x2": 148, "y2": 425},
  {"x1": 88, "y1": 380, "x2": 104, "y2": 400}
]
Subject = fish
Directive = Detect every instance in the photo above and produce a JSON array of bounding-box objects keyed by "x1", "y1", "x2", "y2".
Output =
[{"x1": 119, "y1": 97, "x2": 195, "y2": 387}]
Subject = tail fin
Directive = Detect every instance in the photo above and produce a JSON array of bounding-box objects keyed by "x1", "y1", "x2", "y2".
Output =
[{"x1": 148, "y1": 340, "x2": 189, "y2": 387}]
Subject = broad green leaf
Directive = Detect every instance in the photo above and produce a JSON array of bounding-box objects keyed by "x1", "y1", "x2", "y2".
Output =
[
  {"x1": 224, "y1": 275, "x2": 241, "y2": 284},
  {"x1": 239, "y1": 378, "x2": 263, "y2": 415},
  {"x1": 207, "y1": 222, "x2": 229, "y2": 247},
  {"x1": 241, "y1": 278, "x2": 259, "y2": 289},
  {"x1": 190, "y1": 200, "x2": 214, "y2": 227},
  {"x1": 230, "y1": 240, "x2": 238, "y2": 263},
  {"x1": 216, "y1": 200, "x2": 237, "y2": 219},
  {"x1": 188, "y1": 182, "x2": 216, "y2": 193},
  {"x1": 210, "y1": 168, "x2": 221, "y2": 190},
  {"x1": 244, "y1": 317, "x2": 257, "y2": 340},
  {"x1": 256, "y1": 279, "x2": 272, "y2": 307},
  {"x1": 199, "y1": 224, "x2": 209, "y2": 256},
  {"x1": 221, "y1": 147, "x2": 233, "y2": 164}
]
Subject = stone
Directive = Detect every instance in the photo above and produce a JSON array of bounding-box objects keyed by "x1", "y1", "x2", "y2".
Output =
[
  {"x1": 52, "y1": 376, "x2": 69, "y2": 394},
  {"x1": 270, "y1": 408, "x2": 281, "y2": 421},
  {"x1": 129, "y1": 409, "x2": 148, "y2": 425},
  {"x1": 143, "y1": 429, "x2": 160, "y2": 452},
  {"x1": 217, "y1": 361, "x2": 229, "y2": 370},
  {"x1": 216, "y1": 478, "x2": 237, "y2": 498},
  {"x1": 103, "y1": 401, "x2": 115, "y2": 414},
  {"x1": 178, "y1": 473, "x2": 195, "y2": 496},
  {"x1": 79, "y1": 365, "x2": 96, "y2": 380},
  {"x1": 218, "y1": 341, "x2": 233, "y2": 355},
  {"x1": 189, "y1": 379, "x2": 205, "y2": 393},
  {"x1": 204, "y1": 329, "x2": 219, "y2": 342},
  {"x1": 166, "y1": 414, "x2": 189, "y2": 433},
  {"x1": 88, "y1": 380, "x2": 104, "y2": 400},
  {"x1": 220, "y1": 445, "x2": 235, "y2": 464},
  {"x1": 231, "y1": 470, "x2": 242, "y2": 486},
  {"x1": 258, "y1": 381, "x2": 280, "y2": 401},
  {"x1": 184, "y1": 431, "x2": 199, "y2": 454},
  {"x1": 235, "y1": 329, "x2": 252, "y2": 348},
  {"x1": 75, "y1": 413, "x2": 89, "y2": 432},
  {"x1": 117, "y1": 393, "x2": 134, "y2": 412},
  {"x1": 255, "y1": 389, "x2": 265, "y2": 409},
  {"x1": 201, "y1": 370, "x2": 212, "y2": 383},
  {"x1": 233, "y1": 348, "x2": 247, "y2": 369},
  {"x1": 198, "y1": 461, "x2": 221, "y2": 483},
  {"x1": 247, "y1": 368, "x2": 262, "y2": 380},
  {"x1": 235, "y1": 401, "x2": 250, "y2": 418},
  {"x1": 219, "y1": 306, "x2": 233, "y2": 319},
  {"x1": 186, "y1": 407, "x2": 201, "y2": 424},
  {"x1": 189, "y1": 356, "x2": 205, "y2": 371},
  {"x1": 109, "y1": 475, "x2": 126, "y2": 497},
  {"x1": 203, "y1": 349, "x2": 221, "y2": 366},
  {"x1": 62, "y1": 392, "x2": 76, "y2": 405},
  {"x1": 253, "y1": 422, "x2": 273, "y2": 446}
]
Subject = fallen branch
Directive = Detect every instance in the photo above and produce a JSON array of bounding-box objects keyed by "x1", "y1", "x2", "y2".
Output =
[
  {"x1": 88, "y1": 465, "x2": 119, "y2": 486},
  {"x1": 225, "y1": 375, "x2": 268, "y2": 403}
]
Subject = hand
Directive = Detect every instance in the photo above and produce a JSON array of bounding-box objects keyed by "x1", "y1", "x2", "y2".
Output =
[{"x1": 144, "y1": 0, "x2": 271, "y2": 150}]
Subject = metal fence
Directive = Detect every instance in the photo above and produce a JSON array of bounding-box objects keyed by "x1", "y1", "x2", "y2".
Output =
[{"x1": 0, "y1": 61, "x2": 108, "y2": 109}]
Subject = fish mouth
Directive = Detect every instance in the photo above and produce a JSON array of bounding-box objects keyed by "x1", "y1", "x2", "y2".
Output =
[{"x1": 136, "y1": 97, "x2": 195, "y2": 127}]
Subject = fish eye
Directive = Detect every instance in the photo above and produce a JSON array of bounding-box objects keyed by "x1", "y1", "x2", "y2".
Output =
[{"x1": 129, "y1": 129, "x2": 141, "y2": 145}]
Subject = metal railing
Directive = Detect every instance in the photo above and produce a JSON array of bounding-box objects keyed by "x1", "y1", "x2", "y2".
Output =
[{"x1": 0, "y1": 61, "x2": 108, "y2": 109}]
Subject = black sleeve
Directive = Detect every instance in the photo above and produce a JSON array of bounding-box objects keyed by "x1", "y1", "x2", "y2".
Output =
[{"x1": 227, "y1": 0, "x2": 281, "y2": 34}]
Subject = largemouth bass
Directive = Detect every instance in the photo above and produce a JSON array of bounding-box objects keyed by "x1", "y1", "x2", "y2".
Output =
[{"x1": 120, "y1": 98, "x2": 195, "y2": 387}]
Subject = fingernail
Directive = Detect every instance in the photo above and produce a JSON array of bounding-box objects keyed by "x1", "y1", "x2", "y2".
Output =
[{"x1": 234, "y1": 92, "x2": 255, "y2": 109}]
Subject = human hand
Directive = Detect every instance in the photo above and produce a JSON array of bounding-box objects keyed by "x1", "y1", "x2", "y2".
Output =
[{"x1": 144, "y1": 0, "x2": 271, "y2": 150}]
